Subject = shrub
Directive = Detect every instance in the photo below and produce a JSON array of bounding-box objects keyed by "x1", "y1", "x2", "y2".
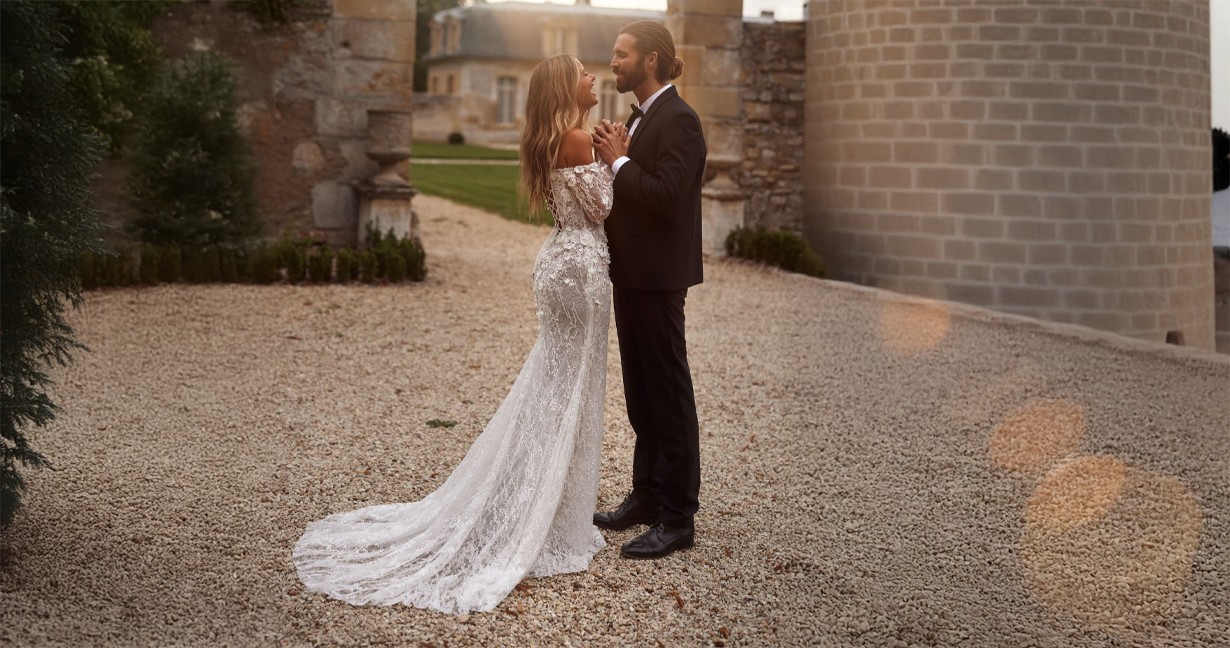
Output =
[
  {"x1": 254, "y1": 245, "x2": 282, "y2": 284},
  {"x1": 447, "y1": 131, "x2": 465, "y2": 145},
  {"x1": 139, "y1": 246, "x2": 162, "y2": 285},
  {"x1": 219, "y1": 247, "x2": 240, "y2": 283},
  {"x1": 308, "y1": 248, "x2": 334, "y2": 283},
  {"x1": 234, "y1": 0, "x2": 303, "y2": 25},
  {"x1": 104, "y1": 252, "x2": 134, "y2": 286},
  {"x1": 0, "y1": 1, "x2": 108, "y2": 526},
  {"x1": 386, "y1": 250, "x2": 407, "y2": 282},
  {"x1": 157, "y1": 245, "x2": 182, "y2": 283},
  {"x1": 335, "y1": 248, "x2": 355, "y2": 283},
  {"x1": 725, "y1": 226, "x2": 826, "y2": 279},
  {"x1": 275, "y1": 241, "x2": 307, "y2": 283},
  {"x1": 127, "y1": 52, "x2": 260, "y2": 247},
  {"x1": 401, "y1": 236, "x2": 427, "y2": 282},
  {"x1": 359, "y1": 251, "x2": 377, "y2": 284}
]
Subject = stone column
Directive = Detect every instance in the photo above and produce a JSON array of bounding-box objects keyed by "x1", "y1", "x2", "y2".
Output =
[
  {"x1": 312, "y1": 0, "x2": 416, "y2": 246},
  {"x1": 355, "y1": 109, "x2": 419, "y2": 245},
  {"x1": 667, "y1": 0, "x2": 745, "y2": 255}
]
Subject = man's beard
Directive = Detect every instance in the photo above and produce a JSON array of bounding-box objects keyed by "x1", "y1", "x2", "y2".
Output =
[{"x1": 615, "y1": 62, "x2": 648, "y2": 95}]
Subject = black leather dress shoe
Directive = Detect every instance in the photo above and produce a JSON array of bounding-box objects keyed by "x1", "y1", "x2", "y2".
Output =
[
  {"x1": 620, "y1": 522, "x2": 695, "y2": 559},
  {"x1": 593, "y1": 492, "x2": 661, "y2": 531}
]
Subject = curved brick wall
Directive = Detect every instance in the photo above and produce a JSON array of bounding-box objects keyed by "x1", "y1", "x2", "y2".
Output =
[{"x1": 803, "y1": 0, "x2": 1214, "y2": 349}]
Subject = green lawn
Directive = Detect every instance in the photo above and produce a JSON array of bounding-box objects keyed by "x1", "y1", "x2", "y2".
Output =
[
  {"x1": 411, "y1": 141, "x2": 520, "y2": 160},
  {"x1": 411, "y1": 163, "x2": 547, "y2": 225}
]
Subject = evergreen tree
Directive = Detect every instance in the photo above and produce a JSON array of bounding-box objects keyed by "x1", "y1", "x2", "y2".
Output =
[
  {"x1": 53, "y1": 0, "x2": 171, "y2": 153},
  {"x1": 127, "y1": 52, "x2": 261, "y2": 246},
  {"x1": 0, "y1": 1, "x2": 107, "y2": 527}
]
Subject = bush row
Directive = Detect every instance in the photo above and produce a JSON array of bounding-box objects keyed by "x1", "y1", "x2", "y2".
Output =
[
  {"x1": 724, "y1": 226, "x2": 826, "y2": 278},
  {"x1": 81, "y1": 232, "x2": 426, "y2": 289}
]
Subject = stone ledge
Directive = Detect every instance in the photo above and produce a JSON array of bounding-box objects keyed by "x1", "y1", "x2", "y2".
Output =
[{"x1": 726, "y1": 258, "x2": 1230, "y2": 365}]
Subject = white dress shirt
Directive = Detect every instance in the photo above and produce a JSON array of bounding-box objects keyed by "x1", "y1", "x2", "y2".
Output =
[{"x1": 612, "y1": 83, "x2": 673, "y2": 176}]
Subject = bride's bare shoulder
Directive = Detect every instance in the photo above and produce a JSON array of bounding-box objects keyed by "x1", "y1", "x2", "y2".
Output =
[{"x1": 554, "y1": 128, "x2": 595, "y2": 169}]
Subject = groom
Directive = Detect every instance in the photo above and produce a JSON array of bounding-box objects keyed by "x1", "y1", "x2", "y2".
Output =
[{"x1": 591, "y1": 21, "x2": 706, "y2": 560}]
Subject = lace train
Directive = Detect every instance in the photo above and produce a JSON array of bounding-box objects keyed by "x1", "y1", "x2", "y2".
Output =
[{"x1": 293, "y1": 162, "x2": 614, "y2": 614}]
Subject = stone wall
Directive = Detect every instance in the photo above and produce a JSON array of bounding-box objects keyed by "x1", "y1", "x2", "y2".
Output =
[
  {"x1": 803, "y1": 0, "x2": 1215, "y2": 350},
  {"x1": 101, "y1": 0, "x2": 414, "y2": 247},
  {"x1": 738, "y1": 20, "x2": 806, "y2": 233}
]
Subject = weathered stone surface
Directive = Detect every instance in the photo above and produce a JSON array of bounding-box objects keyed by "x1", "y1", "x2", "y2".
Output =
[
  {"x1": 315, "y1": 97, "x2": 368, "y2": 138},
  {"x1": 332, "y1": 59, "x2": 413, "y2": 99},
  {"x1": 333, "y1": 18, "x2": 416, "y2": 63},
  {"x1": 332, "y1": 0, "x2": 415, "y2": 21},
  {"x1": 738, "y1": 21, "x2": 805, "y2": 233},
  {"x1": 701, "y1": 189, "x2": 744, "y2": 256},
  {"x1": 293, "y1": 141, "x2": 327, "y2": 172},
  {"x1": 311, "y1": 180, "x2": 357, "y2": 229},
  {"x1": 675, "y1": 13, "x2": 742, "y2": 49}
]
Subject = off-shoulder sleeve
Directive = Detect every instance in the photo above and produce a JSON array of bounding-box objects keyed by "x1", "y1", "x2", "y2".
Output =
[{"x1": 560, "y1": 164, "x2": 614, "y2": 224}]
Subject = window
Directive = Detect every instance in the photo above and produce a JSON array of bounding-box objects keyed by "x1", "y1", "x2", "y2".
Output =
[
  {"x1": 542, "y1": 26, "x2": 576, "y2": 56},
  {"x1": 496, "y1": 76, "x2": 517, "y2": 125},
  {"x1": 447, "y1": 74, "x2": 455, "y2": 95},
  {"x1": 431, "y1": 76, "x2": 438, "y2": 94},
  {"x1": 600, "y1": 80, "x2": 620, "y2": 122}
]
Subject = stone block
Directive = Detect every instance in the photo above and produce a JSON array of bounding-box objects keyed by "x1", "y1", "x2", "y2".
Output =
[
  {"x1": 700, "y1": 191, "x2": 744, "y2": 256},
  {"x1": 338, "y1": 139, "x2": 380, "y2": 180},
  {"x1": 687, "y1": 86, "x2": 742, "y2": 120},
  {"x1": 312, "y1": 181, "x2": 358, "y2": 229},
  {"x1": 316, "y1": 97, "x2": 367, "y2": 137},
  {"x1": 676, "y1": 14, "x2": 742, "y2": 49},
  {"x1": 292, "y1": 141, "x2": 326, "y2": 172},
  {"x1": 334, "y1": 18, "x2": 416, "y2": 63},
  {"x1": 359, "y1": 196, "x2": 418, "y2": 243},
  {"x1": 333, "y1": 0, "x2": 415, "y2": 21},
  {"x1": 332, "y1": 59, "x2": 413, "y2": 100},
  {"x1": 703, "y1": 121, "x2": 744, "y2": 159},
  {"x1": 676, "y1": 0, "x2": 743, "y2": 17},
  {"x1": 701, "y1": 49, "x2": 741, "y2": 85}
]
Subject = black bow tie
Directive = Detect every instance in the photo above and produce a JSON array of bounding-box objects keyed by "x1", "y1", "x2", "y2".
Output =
[{"x1": 630, "y1": 104, "x2": 644, "y2": 120}]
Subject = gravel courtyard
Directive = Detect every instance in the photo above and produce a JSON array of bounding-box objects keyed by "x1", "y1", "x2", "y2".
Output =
[{"x1": 2, "y1": 195, "x2": 1228, "y2": 647}]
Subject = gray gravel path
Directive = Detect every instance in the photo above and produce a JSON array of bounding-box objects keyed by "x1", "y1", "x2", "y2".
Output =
[{"x1": 2, "y1": 195, "x2": 1228, "y2": 647}]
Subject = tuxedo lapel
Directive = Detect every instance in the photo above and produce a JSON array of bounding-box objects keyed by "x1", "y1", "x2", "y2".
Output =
[{"x1": 628, "y1": 86, "x2": 678, "y2": 156}]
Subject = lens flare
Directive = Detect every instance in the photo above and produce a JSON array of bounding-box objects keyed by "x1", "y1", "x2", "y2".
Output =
[
  {"x1": 1021, "y1": 463, "x2": 1203, "y2": 633},
  {"x1": 988, "y1": 399, "x2": 1085, "y2": 474},
  {"x1": 878, "y1": 300, "x2": 952, "y2": 355}
]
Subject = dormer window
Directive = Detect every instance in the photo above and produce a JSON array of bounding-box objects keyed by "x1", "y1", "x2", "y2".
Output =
[{"x1": 542, "y1": 22, "x2": 577, "y2": 56}]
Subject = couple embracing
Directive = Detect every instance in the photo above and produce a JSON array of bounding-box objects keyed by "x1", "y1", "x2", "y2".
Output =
[{"x1": 293, "y1": 21, "x2": 706, "y2": 615}]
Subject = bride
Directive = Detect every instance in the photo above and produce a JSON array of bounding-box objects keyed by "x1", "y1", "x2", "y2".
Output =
[{"x1": 292, "y1": 54, "x2": 624, "y2": 615}]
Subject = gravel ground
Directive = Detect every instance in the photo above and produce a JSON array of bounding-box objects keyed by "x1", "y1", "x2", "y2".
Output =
[{"x1": 2, "y1": 194, "x2": 1228, "y2": 647}]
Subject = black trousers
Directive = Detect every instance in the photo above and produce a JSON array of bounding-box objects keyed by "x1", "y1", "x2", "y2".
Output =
[{"x1": 613, "y1": 285, "x2": 700, "y2": 527}]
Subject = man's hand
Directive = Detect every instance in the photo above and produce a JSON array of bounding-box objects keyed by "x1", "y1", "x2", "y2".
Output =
[{"x1": 591, "y1": 119, "x2": 629, "y2": 166}]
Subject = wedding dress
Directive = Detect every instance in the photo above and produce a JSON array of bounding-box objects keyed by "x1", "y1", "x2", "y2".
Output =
[{"x1": 293, "y1": 161, "x2": 614, "y2": 614}]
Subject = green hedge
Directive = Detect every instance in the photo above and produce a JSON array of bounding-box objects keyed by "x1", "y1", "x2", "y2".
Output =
[
  {"x1": 79, "y1": 232, "x2": 427, "y2": 289},
  {"x1": 724, "y1": 226, "x2": 826, "y2": 278}
]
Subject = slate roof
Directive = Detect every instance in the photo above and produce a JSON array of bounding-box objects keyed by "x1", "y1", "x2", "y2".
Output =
[{"x1": 427, "y1": 1, "x2": 664, "y2": 63}]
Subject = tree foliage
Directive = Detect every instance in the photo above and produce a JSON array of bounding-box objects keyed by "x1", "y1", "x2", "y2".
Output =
[
  {"x1": 127, "y1": 52, "x2": 261, "y2": 246},
  {"x1": 1214, "y1": 127, "x2": 1228, "y2": 193},
  {"x1": 0, "y1": 1, "x2": 107, "y2": 527},
  {"x1": 53, "y1": 0, "x2": 172, "y2": 153}
]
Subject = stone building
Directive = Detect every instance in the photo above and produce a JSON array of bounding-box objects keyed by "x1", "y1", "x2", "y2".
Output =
[
  {"x1": 799, "y1": 0, "x2": 1216, "y2": 350},
  {"x1": 414, "y1": 2, "x2": 660, "y2": 144},
  {"x1": 134, "y1": 0, "x2": 1220, "y2": 352}
]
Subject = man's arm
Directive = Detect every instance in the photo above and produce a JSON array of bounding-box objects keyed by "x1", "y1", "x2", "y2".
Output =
[{"x1": 611, "y1": 110, "x2": 705, "y2": 218}]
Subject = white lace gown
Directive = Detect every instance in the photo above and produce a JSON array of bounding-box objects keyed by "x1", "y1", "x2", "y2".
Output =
[{"x1": 293, "y1": 162, "x2": 615, "y2": 614}]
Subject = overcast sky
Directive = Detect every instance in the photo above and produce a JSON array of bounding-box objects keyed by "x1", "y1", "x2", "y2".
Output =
[{"x1": 492, "y1": 0, "x2": 1226, "y2": 129}]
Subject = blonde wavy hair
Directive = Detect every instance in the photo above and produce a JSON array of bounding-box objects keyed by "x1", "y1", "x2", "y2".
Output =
[{"x1": 520, "y1": 54, "x2": 586, "y2": 213}]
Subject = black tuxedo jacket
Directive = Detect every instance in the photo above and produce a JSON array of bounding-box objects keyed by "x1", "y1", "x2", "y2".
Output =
[{"x1": 605, "y1": 86, "x2": 706, "y2": 291}]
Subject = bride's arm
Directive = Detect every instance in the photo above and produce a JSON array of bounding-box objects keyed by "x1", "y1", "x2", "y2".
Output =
[{"x1": 570, "y1": 166, "x2": 613, "y2": 224}]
